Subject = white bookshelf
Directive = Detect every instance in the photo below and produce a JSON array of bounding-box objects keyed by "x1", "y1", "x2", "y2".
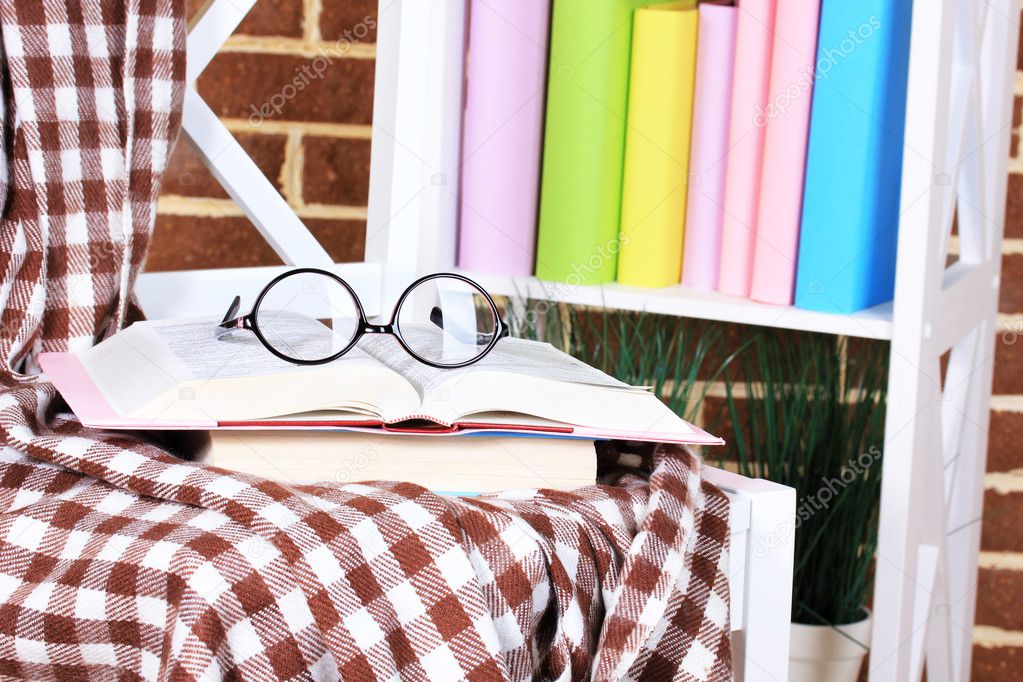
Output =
[{"x1": 145, "y1": 1, "x2": 1018, "y2": 681}]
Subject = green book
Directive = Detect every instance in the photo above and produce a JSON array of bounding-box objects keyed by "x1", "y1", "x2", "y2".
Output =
[{"x1": 535, "y1": 0, "x2": 687, "y2": 284}]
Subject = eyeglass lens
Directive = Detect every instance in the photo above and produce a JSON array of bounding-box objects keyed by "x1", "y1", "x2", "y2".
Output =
[
  {"x1": 395, "y1": 276, "x2": 498, "y2": 366},
  {"x1": 255, "y1": 271, "x2": 360, "y2": 362}
]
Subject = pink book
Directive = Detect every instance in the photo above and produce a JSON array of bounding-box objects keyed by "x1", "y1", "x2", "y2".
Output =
[
  {"x1": 681, "y1": 4, "x2": 738, "y2": 290},
  {"x1": 750, "y1": 1, "x2": 821, "y2": 304},
  {"x1": 717, "y1": 0, "x2": 778, "y2": 297},
  {"x1": 457, "y1": 0, "x2": 550, "y2": 276}
]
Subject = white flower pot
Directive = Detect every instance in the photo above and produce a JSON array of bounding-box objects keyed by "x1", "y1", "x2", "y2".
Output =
[{"x1": 789, "y1": 610, "x2": 872, "y2": 682}]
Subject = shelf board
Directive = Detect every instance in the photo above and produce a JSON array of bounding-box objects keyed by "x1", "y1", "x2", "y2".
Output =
[{"x1": 466, "y1": 273, "x2": 894, "y2": 341}]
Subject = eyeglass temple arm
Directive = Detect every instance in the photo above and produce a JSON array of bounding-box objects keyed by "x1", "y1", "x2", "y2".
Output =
[
  {"x1": 219, "y1": 295, "x2": 242, "y2": 329},
  {"x1": 215, "y1": 296, "x2": 251, "y2": 340},
  {"x1": 429, "y1": 307, "x2": 509, "y2": 341}
]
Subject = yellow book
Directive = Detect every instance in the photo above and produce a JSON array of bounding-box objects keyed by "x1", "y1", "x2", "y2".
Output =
[{"x1": 616, "y1": 2, "x2": 699, "y2": 287}]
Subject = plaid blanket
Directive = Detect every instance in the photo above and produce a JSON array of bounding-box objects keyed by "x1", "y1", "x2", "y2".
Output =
[{"x1": 0, "y1": 1, "x2": 733, "y2": 680}]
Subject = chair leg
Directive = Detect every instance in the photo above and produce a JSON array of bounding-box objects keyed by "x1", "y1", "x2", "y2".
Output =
[{"x1": 704, "y1": 468, "x2": 796, "y2": 682}]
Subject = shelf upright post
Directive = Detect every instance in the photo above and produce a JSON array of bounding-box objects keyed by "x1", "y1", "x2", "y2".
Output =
[
  {"x1": 870, "y1": 1, "x2": 1017, "y2": 680},
  {"x1": 366, "y1": 0, "x2": 466, "y2": 311}
]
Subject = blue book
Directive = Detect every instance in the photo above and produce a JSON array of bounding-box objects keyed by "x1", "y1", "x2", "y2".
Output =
[{"x1": 794, "y1": 0, "x2": 914, "y2": 313}]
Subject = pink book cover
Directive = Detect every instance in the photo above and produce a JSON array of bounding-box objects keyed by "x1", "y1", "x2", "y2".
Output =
[
  {"x1": 750, "y1": 0, "x2": 821, "y2": 305},
  {"x1": 681, "y1": 4, "x2": 738, "y2": 290},
  {"x1": 717, "y1": 0, "x2": 778, "y2": 297},
  {"x1": 457, "y1": 0, "x2": 550, "y2": 276},
  {"x1": 38, "y1": 352, "x2": 725, "y2": 447}
]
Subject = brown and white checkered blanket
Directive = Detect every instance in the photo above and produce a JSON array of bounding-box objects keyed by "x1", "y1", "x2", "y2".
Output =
[{"x1": 0, "y1": 1, "x2": 732, "y2": 679}]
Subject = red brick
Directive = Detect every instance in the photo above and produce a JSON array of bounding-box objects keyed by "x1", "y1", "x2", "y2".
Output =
[
  {"x1": 980, "y1": 489, "x2": 1023, "y2": 553},
  {"x1": 146, "y1": 215, "x2": 365, "y2": 271},
  {"x1": 992, "y1": 331, "x2": 1023, "y2": 395},
  {"x1": 308, "y1": 218, "x2": 367, "y2": 264},
  {"x1": 1018, "y1": 10, "x2": 1023, "y2": 70},
  {"x1": 1005, "y1": 174, "x2": 1023, "y2": 239},
  {"x1": 975, "y1": 567, "x2": 1023, "y2": 630},
  {"x1": 1000, "y1": 253, "x2": 1023, "y2": 314},
  {"x1": 320, "y1": 0, "x2": 378, "y2": 43},
  {"x1": 197, "y1": 53, "x2": 375, "y2": 125},
  {"x1": 148, "y1": 215, "x2": 278, "y2": 271},
  {"x1": 1012, "y1": 96, "x2": 1022, "y2": 159},
  {"x1": 186, "y1": 0, "x2": 303, "y2": 38},
  {"x1": 161, "y1": 133, "x2": 286, "y2": 199},
  {"x1": 301, "y1": 137, "x2": 372, "y2": 206},
  {"x1": 988, "y1": 411, "x2": 1023, "y2": 473},
  {"x1": 972, "y1": 644, "x2": 1023, "y2": 681}
]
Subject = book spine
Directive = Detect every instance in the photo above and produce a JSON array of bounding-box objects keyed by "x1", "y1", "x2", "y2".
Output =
[
  {"x1": 681, "y1": 4, "x2": 738, "y2": 291},
  {"x1": 795, "y1": 0, "x2": 913, "y2": 313},
  {"x1": 457, "y1": 0, "x2": 551, "y2": 276},
  {"x1": 616, "y1": 5, "x2": 699, "y2": 288},
  {"x1": 749, "y1": 0, "x2": 821, "y2": 305},
  {"x1": 717, "y1": 0, "x2": 778, "y2": 297},
  {"x1": 534, "y1": 0, "x2": 681, "y2": 285}
]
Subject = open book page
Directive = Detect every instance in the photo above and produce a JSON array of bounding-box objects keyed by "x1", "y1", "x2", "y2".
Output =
[
  {"x1": 79, "y1": 318, "x2": 420, "y2": 422},
  {"x1": 358, "y1": 332, "x2": 633, "y2": 396},
  {"x1": 426, "y1": 370, "x2": 691, "y2": 436},
  {"x1": 355, "y1": 332, "x2": 688, "y2": 435},
  {"x1": 74, "y1": 316, "x2": 691, "y2": 436},
  {"x1": 154, "y1": 314, "x2": 343, "y2": 378}
]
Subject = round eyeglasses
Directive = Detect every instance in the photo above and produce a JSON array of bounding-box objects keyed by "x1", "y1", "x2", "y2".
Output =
[{"x1": 216, "y1": 269, "x2": 509, "y2": 369}]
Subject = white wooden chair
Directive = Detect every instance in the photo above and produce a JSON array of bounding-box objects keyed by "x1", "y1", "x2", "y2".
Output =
[{"x1": 137, "y1": 2, "x2": 798, "y2": 679}]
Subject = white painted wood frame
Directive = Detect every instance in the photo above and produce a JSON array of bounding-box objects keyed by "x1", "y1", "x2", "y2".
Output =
[
  {"x1": 870, "y1": 2, "x2": 1017, "y2": 681},
  {"x1": 705, "y1": 468, "x2": 796, "y2": 682}
]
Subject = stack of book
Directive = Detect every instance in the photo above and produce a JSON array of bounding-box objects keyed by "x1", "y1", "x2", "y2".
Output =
[
  {"x1": 41, "y1": 319, "x2": 720, "y2": 493},
  {"x1": 455, "y1": 0, "x2": 913, "y2": 314}
]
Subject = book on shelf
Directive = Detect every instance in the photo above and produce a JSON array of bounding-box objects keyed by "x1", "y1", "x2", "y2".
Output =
[
  {"x1": 205, "y1": 430, "x2": 598, "y2": 493},
  {"x1": 40, "y1": 317, "x2": 721, "y2": 447},
  {"x1": 718, "y1": 0, "x2": 778, "y2": 298},
  {"x1": 616, "y1": 1, "x2": 699, "y2": 288},
  {"x1": 795, "y1": 0, "x2": 912, "y2": 313},
  {"x1": 749, "y1": 0, "x2": 821, "y2": 305},
  {"x1": 534, "y1": 0, "x2": 680, "y2": 285},
  {"x1": 457, "y1": 0, "x2": 549, "y2": 277},
  {"x1": 681, "y1": 2, "x2": 738, "y2": 291}
]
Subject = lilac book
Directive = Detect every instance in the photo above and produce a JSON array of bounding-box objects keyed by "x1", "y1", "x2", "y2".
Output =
[{"x1": 457, "y1": 0, "x2": 550, "y2": 276}]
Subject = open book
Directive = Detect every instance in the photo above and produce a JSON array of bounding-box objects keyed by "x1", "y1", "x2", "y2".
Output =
[{"x1": 39, "y1": 318, "x2": 722, "y2": 445}]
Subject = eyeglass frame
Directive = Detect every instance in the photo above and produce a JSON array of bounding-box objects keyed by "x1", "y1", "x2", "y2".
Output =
[{"x1": 218, "y1": 268, "x2": 510, "y2": 369}]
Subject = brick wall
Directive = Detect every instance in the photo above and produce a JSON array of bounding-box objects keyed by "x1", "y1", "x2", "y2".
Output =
[
  {"x1": 148, "y1": 2, "x2": 1023, "y2": 678},
  {"x1": 973, "y1": 16, "x2": 1023, "y2": 670},
  {"x1": 150, "y1": 0, "x2": 376, "y2": 271}
]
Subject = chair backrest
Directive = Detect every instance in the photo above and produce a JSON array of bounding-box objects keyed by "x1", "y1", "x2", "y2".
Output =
[{"x1": 139, "y1": 0, "x2": 466, "y2": 320}]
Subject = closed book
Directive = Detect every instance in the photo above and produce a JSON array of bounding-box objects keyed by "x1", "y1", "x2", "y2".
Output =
[
  {"x1": 617, "y1": 3, "x2": 699, "y2": 288},
  {"x1": 535, "y1": 0, "x2": 683, "y2": 285},
  {"x1": 795, "y1": 0, "x2": 912, "y2": 313},
  {"x1": 749, "y1": 0, "x2": 821, "y2": 305},
  {"x1": 717, "y1": 0, "x2": 777, "y2": 297},
  {"x1": 207, "y1": 431, "x2": 598, "y2": 493},
  {"x1": 681, "y1": 3, "x2": 738, "y2": 291},
  {"x1": 458, "y1": 0, "x2": 550, "y2": 276}
]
